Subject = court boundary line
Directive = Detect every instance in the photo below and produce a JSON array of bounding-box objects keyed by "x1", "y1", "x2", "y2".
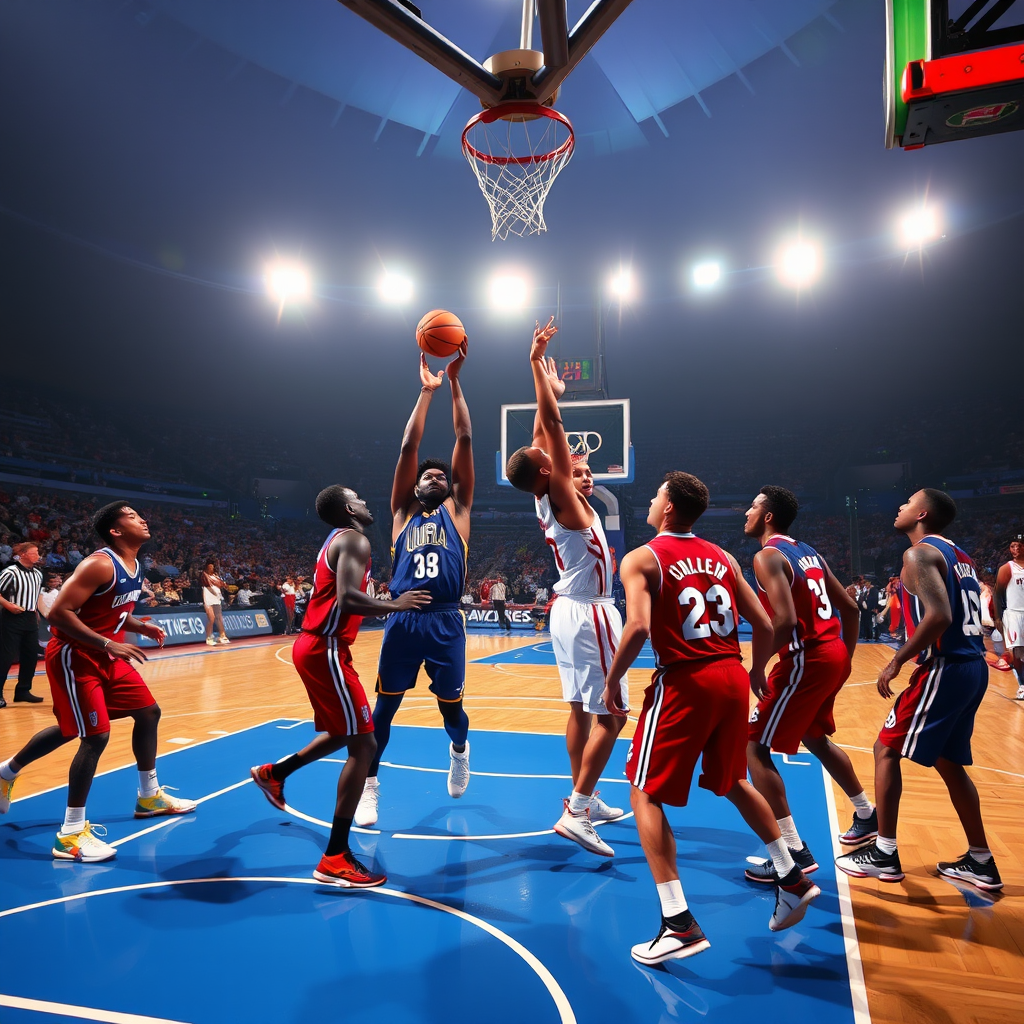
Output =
[
  {"x1": 0, "y1": 878, "x2": 577, "y2": 1024},
  {"x1": 0, "y1": 993, "x2": 187, "y2": 1024},
  {"x1": 821, "y1": 764, "x2": 872, "y2": 1024}
]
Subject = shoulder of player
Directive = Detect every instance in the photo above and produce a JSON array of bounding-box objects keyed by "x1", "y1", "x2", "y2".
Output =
[
  {"x1": 904, "y1": 541, "x2": 945, "y2": 572},
  {"x1": 550, "y1": 491, "x2": 594, "y2": 531},
  {"x1": 332, "y1": 528, "x2": 369, "y2": 555}
]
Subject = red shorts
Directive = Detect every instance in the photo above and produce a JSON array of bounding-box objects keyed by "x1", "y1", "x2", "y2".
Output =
[
  {"x1": 292, "y1": 632, "x2": 373, "y2": 737},
  {"x1": 46, "y1": 639, "x2": 155, "y2": 739},
  {"x1": 626, "y1": 657, "x2": 748, "y2": 806},
  {"x1": 748, "y1": 638, "x2": 850, "y2": 754}
]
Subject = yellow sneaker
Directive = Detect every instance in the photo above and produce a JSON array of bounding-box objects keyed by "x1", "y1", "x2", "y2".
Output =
[
  {"x1": 0, "y1": 774, "x2": 16, "y2": 814},
  {"x1": 53, "y1": 822, "x2": 116, "y2": 862},
  {"x1": 134, "y1": 786, "x2": 198, "y2": 819}
]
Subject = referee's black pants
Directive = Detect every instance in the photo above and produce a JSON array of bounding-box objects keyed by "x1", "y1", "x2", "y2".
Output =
[{"x1": 0, "y1": 624, "x2": 41, "y2": 700}]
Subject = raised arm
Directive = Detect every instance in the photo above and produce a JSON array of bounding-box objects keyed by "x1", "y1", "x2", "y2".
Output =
[
  {"x1": 446, "y1": 342, "x2": 474, "y2": 513},
  {"x1": 391, "y1": 355, "x2": 445, "y2": 520},
  {"x1": 531, "y1": 352, "x2": 565, "y2": 448}
]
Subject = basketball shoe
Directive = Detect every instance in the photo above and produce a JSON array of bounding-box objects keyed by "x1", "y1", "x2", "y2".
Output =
[
  {"x1": 835, "y1": 841, "x2": 904, "y2": 882},
  {"x1": 937, "y1": 851, "x2": 1003, "y2": 891},
  {"x1": 553, "y1": 800, "x2": 613, "y2": 857},
  {"x1": 1015, "y1": 684, "x2": 1024, "y2": 701},
  {"x1": 354, "y1": 777, "x2": 379, "y2": 827},
  {"x1": 0, "y1": 774, "x2": 16, "y2": 814},
  {"x1": 134, "y1": 787, "x2": 198, "y2": 818},
  {"x1": 769, "y1": 869, "x2": 821, "y2": 931},
  {"x1": 838, "y1": 808, "x2": 878, "y2": 847},
  {"x1": 588, "y1": 791, "x2": 624, "y2": 823},
  {"x1": 313, "y1": 850, "x2": 386, "y2": 888},
  {"x1": 52, "y1": 822, "x2": 116, "y2": 862},
  {"x1": 250, "y1": 764, "x2": 286, "y2": 811},
  {"x1": 205, "y1": 637, "x2": 217, "y2": 646},
  {"x1": 218, "y1": 636, "x2": 231, "y2": 645},
  {"x1": 631, "y1": 914, "x2": 710, "y2": 965},
  {"x1": 744, "y1": 843, "x2": 818, "y2": 883},
  {"x1": 447, "y1": 741, "x2": 470, "y2": 798}
]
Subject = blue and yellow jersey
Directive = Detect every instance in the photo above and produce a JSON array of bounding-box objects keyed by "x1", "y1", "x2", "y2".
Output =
[{"x1": 390, "y1": 503, "x2": 467, "y2": 606}]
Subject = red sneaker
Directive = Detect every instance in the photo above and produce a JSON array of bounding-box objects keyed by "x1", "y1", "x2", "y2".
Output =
[
  {"x1": 313, "y1": 850, "x2": 387, "y2": 888},
  {"x1": 250, "y1": 764, "x2": 286, "y2": 811}
]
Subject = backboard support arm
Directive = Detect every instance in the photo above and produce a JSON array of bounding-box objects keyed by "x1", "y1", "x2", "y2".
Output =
[
  {"x1": 537, "y1": 0, "x2": 569, "y2": 69},
  {"x1": 337, "y1": 0, "x2": 505, "y2": 105}
]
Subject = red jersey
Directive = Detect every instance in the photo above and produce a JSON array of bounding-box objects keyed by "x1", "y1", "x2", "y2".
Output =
[
  {"x1": 756, "y1": 535, "x2": 842, "y2": 657},
  {"x1": 301, "y1": 528, "x2": 369, "y2": 642},
  {"x1": 646, "y1": 532, "x2": 742, "y2": 669},
  {"x1": 51, "y1": 547, "x2": 144, "y2": 647}
]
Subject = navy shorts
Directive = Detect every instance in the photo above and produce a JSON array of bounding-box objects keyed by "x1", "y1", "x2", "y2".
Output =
[
  {"x1": 376, "y1": 608, "x2": 467, "y2": 702},
  {"x1": 878, "y1": 656, "x2": 988, "y2": 767}
]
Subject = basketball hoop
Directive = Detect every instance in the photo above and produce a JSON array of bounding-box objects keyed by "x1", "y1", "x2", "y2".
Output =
[
  {"x1": 462, "y1": 103, "x2": 575, "y2": 240},
  {"x1": 567, "y1": 431, "x2": 602, "y2": 464}
]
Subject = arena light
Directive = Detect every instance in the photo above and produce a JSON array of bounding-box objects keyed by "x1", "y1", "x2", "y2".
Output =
[
  {"x1": 488, "y1": 272, "x2": 530, "y2": 310},
  {"x1": 691, "y1": 261, "x2": 721, "y2": 289},
  {"x1": 608, "y1": 266, "x2": 635, "y2": 301},
  {"x1": 898, "y1": 205, "x2": 941, "y2": 249},
  {"x1": 378, "y1": 271, "x2": 414, "y2": 304},
  {"x1": 775, "y1": 240, "x2": 821, "y2": 288},
  {"x1": 265, "y1": 261, "x2": 311, "y2": 308}
]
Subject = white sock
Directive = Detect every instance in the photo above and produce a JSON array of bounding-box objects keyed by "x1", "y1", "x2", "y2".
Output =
[
  {"x1": 568, "y1": 791, "x2": 590, "y2": 814},
  {"x1": 61, "y1": 807, "x2": 86, "y2": 834},
  {"x1": 968, "y1": 845, "x2": 993, "y2": 864},
  {"x1": 656, "y1": 879, "x2": 688, "y2": 919},
  {"x1": 767, "y1": 838, "x2": 796, "y2": 878},
  {"x1": 138, "y1": 768, "x2": 160, "y2": 798},
  {"x1": 0, "y1": 760, "x2": 19, "y2": 782},
  {"x1": 875, "y1": 835, "x2": 898, "y2": 855},
  {"x1": 850, "y1": 791, "x2": 874, "y2": 818},
  {"x1": 777, "y1": 815, "x2": 801, "y2": 849}
]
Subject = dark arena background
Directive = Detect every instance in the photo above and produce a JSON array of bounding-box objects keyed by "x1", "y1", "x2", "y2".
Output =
[{"x1": 1, "y1": 3, "x2": 1022, "y2": 1024}]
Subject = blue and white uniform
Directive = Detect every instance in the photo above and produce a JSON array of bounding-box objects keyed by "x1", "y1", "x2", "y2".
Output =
[
  {"x1": 879, "y1": 536, "x2": 988, "y2": 767},
  {"x1": 377, "y1": 503, "x2": 468, "y2": 701}
]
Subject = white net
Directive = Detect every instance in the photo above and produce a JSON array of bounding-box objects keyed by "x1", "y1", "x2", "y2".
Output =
[{"x1": 462, "y1": 105, "x2": 575, "y2": 240}]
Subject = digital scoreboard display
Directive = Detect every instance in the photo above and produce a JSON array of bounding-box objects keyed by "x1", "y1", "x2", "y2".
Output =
[{"x1": 558, "y1": 359, "x2": 593, "y2": 387}]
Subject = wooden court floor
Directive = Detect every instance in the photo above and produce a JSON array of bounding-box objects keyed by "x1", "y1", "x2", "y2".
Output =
[{"x1": 1, "y1": 633, "x2": 1021, "y2": 1024}]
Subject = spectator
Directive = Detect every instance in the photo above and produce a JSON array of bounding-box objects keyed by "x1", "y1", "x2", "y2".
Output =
[
  {"x1": 490, "y1": 575, "x2": 510, "y2": 632},
  {"x1": 0, "y1": 534, "x2": 13, "y2": 567},
  {"x1": 201, "y1": 561, "x2": 230, "y2": 646},
  {"x1": 67, "y1": 541, "x2": 84, "y2": 568},
  {"x1": 235, "y1": 583, "x2": 255, "y2": 608}
]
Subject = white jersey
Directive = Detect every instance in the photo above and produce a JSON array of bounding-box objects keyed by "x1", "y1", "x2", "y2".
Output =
[
  {"x1": 535, "y1": 494, "x2": 613, "y2": 600},
  {"x1": 1005, "y1": 561, "x2": 1024, "y2": 613}
]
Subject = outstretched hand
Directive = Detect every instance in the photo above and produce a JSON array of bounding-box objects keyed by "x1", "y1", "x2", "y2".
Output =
[
  {"x1": 542, "y1": 356, "x2": 566, "y2": 398},
  {"x1": 530, "y1": 315, "x2": 558, "y2": 362},
  {"x1": 446, "y1": 339, "x2": 469, "y2": 382},
  {"x1": 419, "y1": 352, "x2": 445, "y2": 391}
]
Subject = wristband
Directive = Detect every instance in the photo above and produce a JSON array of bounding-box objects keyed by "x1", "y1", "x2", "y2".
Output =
[{"x1": 102, "y1": 638, "x2": 112, "y2": 650}]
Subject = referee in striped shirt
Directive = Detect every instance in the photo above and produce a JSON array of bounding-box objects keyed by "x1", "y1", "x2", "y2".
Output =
[{"x1": 0, "y1": 542, "x2": 45, "y2": 707}]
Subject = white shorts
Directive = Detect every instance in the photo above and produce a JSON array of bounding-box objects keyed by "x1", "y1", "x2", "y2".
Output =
[
  {"x1": 549, "y1": 596, "x2": 628, "y2": 715},
  {"x1": 1003, "y1": 609, "x2": 1024, "y2": 649}
]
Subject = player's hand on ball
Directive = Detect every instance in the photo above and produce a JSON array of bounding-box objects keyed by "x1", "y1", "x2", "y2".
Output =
[
  {"x1": 391, "y1": 589, "x2": 432, "y2": 612},
  {"x1": 446, "y1": 340, "x2": 468, "y2": 380},
  {"x1": 419, "y1": 353, "x2": 445, "y2": 391}
]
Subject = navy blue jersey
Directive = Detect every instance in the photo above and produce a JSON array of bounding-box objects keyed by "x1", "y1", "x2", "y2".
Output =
[
  {"x1": 901, "y1": 536, "x2": 984, "y2": 663},
  {"x1": 390, "y1": 503, "x2": 466, "y2": 605}
]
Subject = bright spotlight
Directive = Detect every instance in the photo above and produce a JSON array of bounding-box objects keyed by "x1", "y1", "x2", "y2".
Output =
[
  {"x1": 775, "y1": 241, "x2": 821, "y2": 288},
  {"x1": 378, "y1": 272, "x2": 414, "y2": 304},
  {"x1": 489, "y1": 273, "x2": 529, "y2": 309},
  {"x1": 265, "y1": 262, "x2": 311, "y2": 306},
  {"x1": 898, "y1": 206, "x2": 941, "y2": 249},
  {"x1": 608, "y1": 267, "x2": 634, "y2": 300},
  {"x1": 692, "y1": 261, "x2": 721, "y2": 289}
]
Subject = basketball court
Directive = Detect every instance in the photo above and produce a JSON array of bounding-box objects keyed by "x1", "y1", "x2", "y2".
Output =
[{"x1": 1, "y1": 633, "x2": 1021, "y2": 1024}]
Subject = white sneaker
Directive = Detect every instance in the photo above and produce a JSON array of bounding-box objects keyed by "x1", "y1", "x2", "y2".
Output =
[
  {"x1": 769, "y1": 873, "x2": 821, "y2": 931},
  {"x1": 447, "y1": 741, "x2": 470, "y2": 798},
  {"x1": 52, "y1": 822, "x2": 117, "y2": 862},
  {"x1": 553, "y1": 800, "x2": 614, "y2": 857},
  {"x1": 1015, "y1": 686, "x2": 1024, "y2": 701},
  {"x1": 588, "y1": 791, "x2": 624, "y2": 823},
  {"x1": 630, "y1": 916, "x2": 710, "y2": 964},
  {"x1": 354, "y1": 777, "x2": 379, "y2": 827},
  {"x1": 218, "y1": 636, "x2": 231, "y2": 645},
  {"x1": 205, "y1": 637, "x2": 217, "y2": 646}
]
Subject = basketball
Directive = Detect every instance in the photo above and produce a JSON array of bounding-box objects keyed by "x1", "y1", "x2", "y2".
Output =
[{"x1": 416, "y1": 309, "x2": 466, "y2": 358}]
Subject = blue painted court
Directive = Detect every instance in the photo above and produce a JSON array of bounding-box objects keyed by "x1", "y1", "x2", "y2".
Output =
[{"x1": 0, "y1": 704, "x2": 863, "y2": 1023}]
